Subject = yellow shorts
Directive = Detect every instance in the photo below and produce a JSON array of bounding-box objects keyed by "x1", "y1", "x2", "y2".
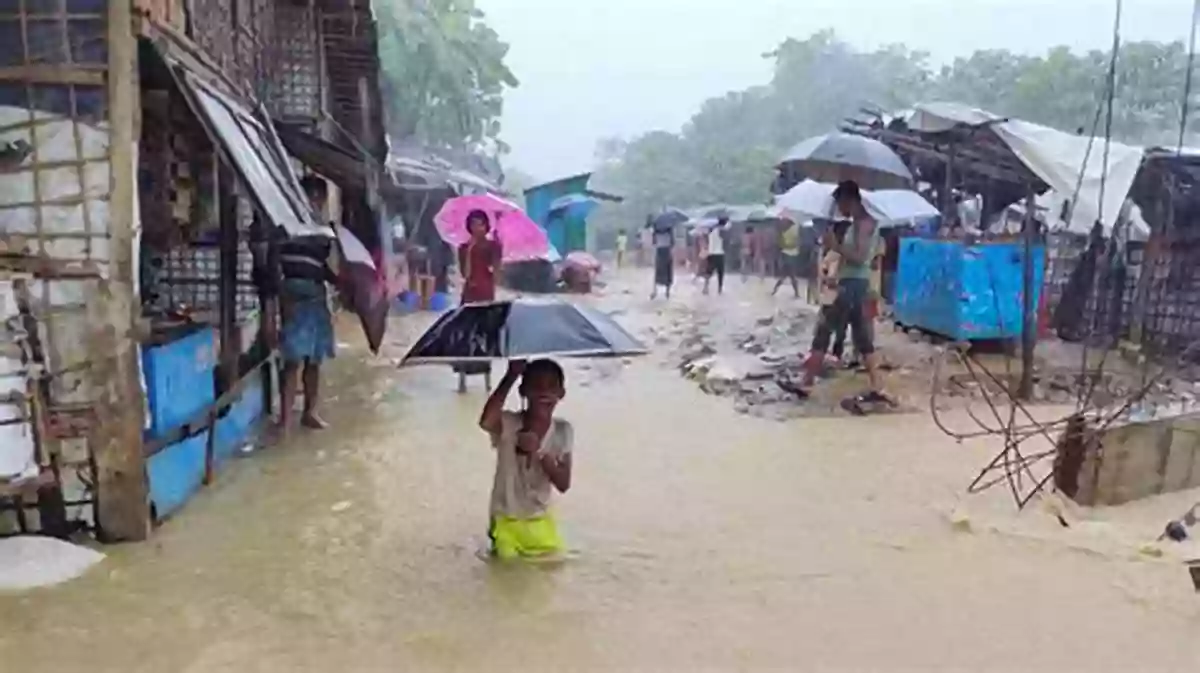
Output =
[{"x1": 489, "y1": 513, "x2": 564, "y2": 560}]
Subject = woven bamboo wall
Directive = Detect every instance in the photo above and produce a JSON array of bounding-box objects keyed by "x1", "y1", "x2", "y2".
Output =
[
  {"x1": 274, "y1": 2, "x2": 321, "y2": 122},
  {"x1": 0, "y1": 0, "x2": 113, "y2": 534}
]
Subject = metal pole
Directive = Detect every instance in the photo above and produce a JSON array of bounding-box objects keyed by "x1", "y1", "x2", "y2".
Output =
[
  {"x1": 1019, "y1": 187, "x2": 1037, "y2": 400},
  {"x1": 942, "y1": 145, "x2": 956, "y2": 221},
  {"x1": 1177, "y1": 0, "x2": 1199, "y2": 152}
]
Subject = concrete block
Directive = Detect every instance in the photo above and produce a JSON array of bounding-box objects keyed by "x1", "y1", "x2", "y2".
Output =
[{"x1": 1055, "y1": 405, "x2": 1200, "y2": 506}]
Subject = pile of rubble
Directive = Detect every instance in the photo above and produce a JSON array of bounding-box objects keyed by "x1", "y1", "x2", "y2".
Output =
[
  {"x1": 663, "y1": 301, "x2": 1200, "y2": 421},
  {"x1": 669, "y1": 306, "x2": 849, "y2": 419}
]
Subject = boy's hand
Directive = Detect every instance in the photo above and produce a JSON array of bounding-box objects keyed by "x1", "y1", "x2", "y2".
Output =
[
  {"x1": 506, "y1": 360, "x2": 527, "y2": 377},
  {"x1": 515, "y1": 431, "x2": 540, "y2": 455}
]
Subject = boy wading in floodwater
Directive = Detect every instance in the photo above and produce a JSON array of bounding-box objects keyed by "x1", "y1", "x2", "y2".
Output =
[{"x1": 478, "y1": 359, "x2": 574, "y2": 560}]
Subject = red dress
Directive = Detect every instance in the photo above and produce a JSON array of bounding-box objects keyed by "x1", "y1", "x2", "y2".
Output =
[{"x1": 459, "y1": 239, "x2": 501, "y2": 303}]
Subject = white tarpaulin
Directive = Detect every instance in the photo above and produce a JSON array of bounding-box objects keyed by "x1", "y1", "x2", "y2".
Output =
[{"x1": 905, "y1": 102, "x2": 1145, "y2": 237}]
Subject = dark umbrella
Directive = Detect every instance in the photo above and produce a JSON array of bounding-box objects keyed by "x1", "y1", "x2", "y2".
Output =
[
  {"x1": 779, "y1": 131, "x2": 912, "y2": 190},
  {"x1": 649, "y1": 208, "x2": 689, "y2": 232},
  {"x1": 334, "y1": 226, "x2": 388, "y2": 354},
  {"x1": 400, "y1": 299, "x2": 648, "y2": 364}
]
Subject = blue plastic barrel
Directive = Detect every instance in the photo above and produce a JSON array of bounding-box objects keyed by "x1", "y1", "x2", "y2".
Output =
[
  {"x1": 396, "y1": 291, "x2": 420, "y2": 311},
  {"x1": 428, "y1": 292, "x2": 453, "y2": 312}
]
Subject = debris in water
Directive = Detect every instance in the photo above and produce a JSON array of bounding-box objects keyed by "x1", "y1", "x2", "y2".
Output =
[
  {"x1": 948, "y1": 509, "x2": 972, "y2": 533},
  {"x1": 1137, "y1": 544, "x2": 1164, "y2": 559},
  {"x1": 330, "y1": 500, "x2": 353, "y2": 513},
  {"x1": 1164, "y1": 520, "x2": 1189, "y2": 542}
]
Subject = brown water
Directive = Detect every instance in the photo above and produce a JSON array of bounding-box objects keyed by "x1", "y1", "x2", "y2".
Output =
[{"x1": 3, "y1": 270, "x2": 1200, "y2": 672}]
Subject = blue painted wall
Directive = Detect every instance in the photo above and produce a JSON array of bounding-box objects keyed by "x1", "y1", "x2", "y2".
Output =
[
  {"x1": 147, "y1": 430, "x2": 210, "y2": 520},
  {"x1": 524, "y1": 174, "x2": 591, "y2": 254},
  {"x1": 894, "y1": 238, "x2": 1045, "y2": 341},
  {"x1": 214, "y1": 372, "x2": 265, "y2": 465},
  {"x1": 141, "y1": 327, "x2": 216, "y2": 440}
]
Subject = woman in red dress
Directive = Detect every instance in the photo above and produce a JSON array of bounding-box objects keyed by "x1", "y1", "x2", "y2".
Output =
[{"x1": 456, "y1": 209, "x2": 502, "y2": 392}]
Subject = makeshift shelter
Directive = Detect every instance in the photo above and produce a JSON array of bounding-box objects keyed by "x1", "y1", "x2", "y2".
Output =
[
  {"x1": 524, "y1": 173, "x2": 622, "y2": 254},
  {"x1": 901, "y1": 102, "x2": 1144, "y2": 238},
  {"x1": 525, "y1": 174, "x2": 591, "y2": 254},
  {"x1": 844, "y1": 101, "x2": 1050, "y2": 398},
  {"x1": 0, "y1": 0, "x2": 387, "y2": 541}
]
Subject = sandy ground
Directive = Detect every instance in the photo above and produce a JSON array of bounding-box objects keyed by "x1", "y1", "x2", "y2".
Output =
[{"x1": 2, "y1": 266, "x2": 1200, "y2": 672}]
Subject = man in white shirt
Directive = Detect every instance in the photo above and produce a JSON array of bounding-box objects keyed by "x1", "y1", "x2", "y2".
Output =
[{"x1": 703, "y1": 216, "x2": 730, "y2": 295}]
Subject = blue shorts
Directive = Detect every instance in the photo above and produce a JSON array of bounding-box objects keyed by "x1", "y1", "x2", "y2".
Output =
[{"x1": 281, "y1": 280, "x2": 335, "y2": 364}]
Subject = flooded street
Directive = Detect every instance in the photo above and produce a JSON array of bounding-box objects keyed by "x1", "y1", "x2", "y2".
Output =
[{"x1": 4, "y1": 270, "x2": 1200, "y2": 671}]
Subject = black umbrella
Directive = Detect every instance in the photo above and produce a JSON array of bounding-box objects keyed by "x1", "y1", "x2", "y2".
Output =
[
  {"x1": 779, "y1": 131, "x2": 913, "y2": 190},
  {"x1": 649, "y1": 208, "x2": 689, "y2": 232},
  {"x1": 400, "y1": 299, "x2": 648, "y2": 364}
]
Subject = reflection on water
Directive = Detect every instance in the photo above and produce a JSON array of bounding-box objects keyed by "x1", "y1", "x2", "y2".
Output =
[{"x1": 2, "y1": 274, "x2": 1200, "y2": 671}]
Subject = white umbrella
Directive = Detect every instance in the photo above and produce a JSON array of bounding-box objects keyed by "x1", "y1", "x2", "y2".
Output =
[{"x1": 776, "y1": 180, "x2": 940, "y2": 226}]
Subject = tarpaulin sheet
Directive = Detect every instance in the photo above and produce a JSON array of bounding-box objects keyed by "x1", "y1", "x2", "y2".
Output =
[{"x1": 906, "y1": 102, "x2": 1146, "y2": 238}]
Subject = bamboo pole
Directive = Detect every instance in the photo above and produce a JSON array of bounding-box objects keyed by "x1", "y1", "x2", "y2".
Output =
[
  {"x1": 1019, "y1": 187, "x2": 1037, "y2": 400},
  {"x1": 93, "y1": 0, "x2": 151, "y2": 541}
]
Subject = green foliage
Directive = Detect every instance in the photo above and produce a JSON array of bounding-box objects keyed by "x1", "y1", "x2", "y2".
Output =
[
  {"x1": 377, "y1": 0, "x2": 519, "y2": 153},
  {"x1": 595, "y1": 30, "x2": 1197, "y2": 233}
]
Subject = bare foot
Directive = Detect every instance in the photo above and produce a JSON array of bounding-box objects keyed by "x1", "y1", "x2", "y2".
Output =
[
  {"x1": 301, "y1": 414, "x2": 329, "y2": 430},
  {"x1": 264, "y1": 420, "x2": 288, "y2": 445}
]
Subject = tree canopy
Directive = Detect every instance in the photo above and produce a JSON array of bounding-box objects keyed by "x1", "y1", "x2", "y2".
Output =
[
  {"x1": 377, "y1": 0, "x2": 519, "y2": 154},
  {"x1": 591, "y1": 30, "x2": 1198, "y2": 232}
]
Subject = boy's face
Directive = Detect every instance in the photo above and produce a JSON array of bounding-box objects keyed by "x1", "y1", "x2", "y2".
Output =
[{"x1": 522, "y1": 371, "x2": 565, "y2": 414}]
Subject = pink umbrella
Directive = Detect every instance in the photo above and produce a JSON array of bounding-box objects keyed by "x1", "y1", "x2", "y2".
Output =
[{"x1": 433, "y1": 193, "x2": 549, "y2": 262}]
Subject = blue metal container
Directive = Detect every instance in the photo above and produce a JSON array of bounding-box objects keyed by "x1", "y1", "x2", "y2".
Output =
[
  {"x1": 147, "y1": 430, "x2": 210, "y2": 521},
  {"x1": 141, "y1": 327, "x2": 217, "y2": 440},
  {"x1": 894, "y1": 238, "x2": 1045, "y2": 341}
]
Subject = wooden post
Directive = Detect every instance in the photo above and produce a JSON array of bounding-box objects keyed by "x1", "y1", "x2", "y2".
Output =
[
  {"x1": 94, "y1": 0, "x2": 151, "y2": 541},
  {"x1": 216, "y1": 160, "x2": 239, "y2": 392},
  {"x1": 1019, "y1": 187, "x2": 1038, "y2": 400},
  {"x1": 1130, "y1": 176, "x2": 1172, "y2": 346},
  {"x1": 942, "y1": 144, "x2": 957, "y2": 220}
]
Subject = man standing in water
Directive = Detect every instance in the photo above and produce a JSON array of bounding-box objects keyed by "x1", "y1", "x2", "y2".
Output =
[
  {"x1": 772, "y1": 215, "x2": 803, "y2": 298},
  {"x1": 277, "y1": 176, "x2": 339, "y2": 431},
  {"x1": 702, "y1": 216, "x2": 730, "y2": 295},
  {"x1": 740, "y1": 225, "x2": 757, "y2": 280},
  {"x1": 794, "y1": 181, "x2": 889, "y2": 409},
  {"x1": 650, "y1": 221, "x2": 674, "y2": 299}
]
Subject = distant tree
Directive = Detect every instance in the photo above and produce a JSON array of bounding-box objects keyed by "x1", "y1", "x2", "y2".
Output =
[
  {"x1": 500, "y1": 166, "x2": 537, "y2": 207},
  {"x1": 595, "y1": 30, "x2": 1197, "y2": 222},
  {"x1": 377, "y1": 0, "x2": 519, "y2": 153}
]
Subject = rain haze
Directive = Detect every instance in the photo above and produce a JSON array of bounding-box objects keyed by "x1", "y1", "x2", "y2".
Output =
[{"x1": 480, "y1": 0, "x2": 1195, "y2": 181}]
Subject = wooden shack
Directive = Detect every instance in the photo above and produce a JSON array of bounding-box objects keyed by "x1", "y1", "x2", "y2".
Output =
[{"x1": 0, "y1": 0, "x2": 385, "y2": 541}]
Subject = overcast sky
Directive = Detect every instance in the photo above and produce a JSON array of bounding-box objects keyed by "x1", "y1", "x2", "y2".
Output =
[{"x1": 477, "y1": 0, "x2": 1194, "y2": 181}]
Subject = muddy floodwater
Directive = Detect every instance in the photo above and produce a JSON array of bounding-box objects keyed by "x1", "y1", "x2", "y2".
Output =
[{"x1": 3, "y1": 270, "x2": 1200, "y2": 671}]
